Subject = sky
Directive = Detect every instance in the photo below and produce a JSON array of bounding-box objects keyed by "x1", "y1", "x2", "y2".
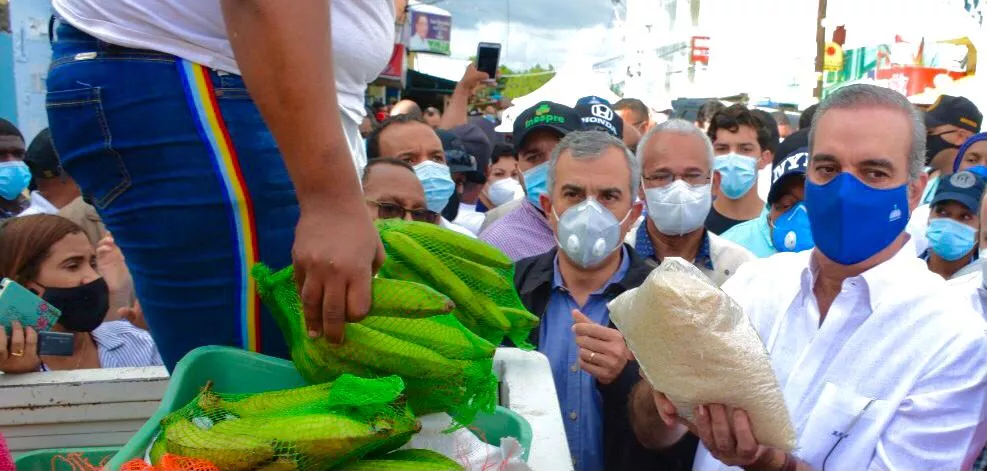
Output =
[{"x1": 437, "y1": 0, "x2": 618, "y2": 70}]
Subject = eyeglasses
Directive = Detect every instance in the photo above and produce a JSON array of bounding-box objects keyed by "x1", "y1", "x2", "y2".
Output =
[
  {"x1": 366, "y1": 200, "x2": 440, "y2": 224},
  {"x1": 642, "y1": 172, "x2": 711, "y2": 187}
]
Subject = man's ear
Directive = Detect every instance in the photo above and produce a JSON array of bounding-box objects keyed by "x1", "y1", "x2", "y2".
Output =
[
  {"x1": 712, "y1": 171, "x2": 723, "y2": 199},
  {"x1": 759, "y1": 150, "x2": 774, "y2": 170},
  {"x1": 907, "y1": 173, "x2": 930, "y2": 212}
]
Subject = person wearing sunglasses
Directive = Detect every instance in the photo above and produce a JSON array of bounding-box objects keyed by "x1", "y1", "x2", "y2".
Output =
[{"x1": 361, "y1": 158, "x2": 439, "y2": 225}]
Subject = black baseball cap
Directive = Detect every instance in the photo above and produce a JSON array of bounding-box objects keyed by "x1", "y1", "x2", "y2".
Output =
[
  {"x1": 512, "y1": 101, "x2": 582, "y2": 149},
  {"x1": 768, "y1": 146, "x2": 809, "y2": 205},
  {"x1": 774, "y1": 128, "x2": 809, "y2": 168},
  {"x1": 450, "y1": 123, "x2": 492, "y2": 182},
  {"x1": 437, "y1": 129, "x2": 485, "y2": 184},
  {"x1": 931, "y1": 170, "x2": 987, "y2": 213},
  {"x1": 926, "y1": 95, "x2": 983, "y2": 134},
  {"x1": 575, "y1": 96, "x2": 623, "y2": 138},
  {"x1": 24, "y1": 128, "x2": 62, "y2": 180}
]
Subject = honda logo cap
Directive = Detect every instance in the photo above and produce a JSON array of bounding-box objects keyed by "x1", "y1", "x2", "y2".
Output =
[{"x1": 575, "y1": 96, "x2": 623, "y2": 138}]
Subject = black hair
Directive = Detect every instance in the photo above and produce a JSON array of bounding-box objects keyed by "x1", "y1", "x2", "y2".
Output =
[
  {"x1": 697, "y1": 99, "x2": 726, "y2": 126},
  {"x1": 365, "y1": 114, "x2": 429, "y2": 159},
  {"x1": 799, "y1": 104, "x2": 818, "y2": 130},
  {"x1": 750, "y1": 109, "x2": 780, "y2": 155},
  {"x1": 613, "y1": 99, "x2": 649, "y2": 119},
  {"x1": 360, "y1": 157, "x2": 415, "y2": 186},
  {"x1": 0, "y1": 118, "x2": 23, "y2": 141},
  {"x1": 490, "y1": 143, "x2": 516, "y2": 165},
  {"x1": 707, "y1": 104, "x2": 773, "y2": 154}
]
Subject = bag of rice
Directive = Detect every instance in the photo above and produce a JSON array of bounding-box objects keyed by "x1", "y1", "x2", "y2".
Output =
[{"x1": 608, "y1": 257, "x2": 796, "y2": 451}]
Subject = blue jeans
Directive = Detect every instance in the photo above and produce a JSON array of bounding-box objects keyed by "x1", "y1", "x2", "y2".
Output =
[{"x1": 45, "y1": 23, "x2": 296, "y2": 370}]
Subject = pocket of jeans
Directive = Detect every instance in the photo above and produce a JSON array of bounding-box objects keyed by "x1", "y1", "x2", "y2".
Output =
[{"x1": 46, "y1": 87, "x2": 131, "y2": 210}]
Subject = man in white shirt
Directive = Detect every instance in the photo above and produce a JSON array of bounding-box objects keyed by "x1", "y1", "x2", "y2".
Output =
[
  {"x1": 46, "y1": 1, "x2": 395, "y2": 370},
  {"x1": 630, "y1": 119, "x2": 755, "y2": 286},
  {"x1": 630, "y1": 84, "x2": 987, "y2": 470}
]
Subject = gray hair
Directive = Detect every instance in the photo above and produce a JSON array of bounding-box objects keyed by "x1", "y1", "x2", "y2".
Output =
[
  {"x1": 547, "y1": 130, "x2": 640, "y2": 197},
  {"x1": 809, "y1": 84, "x2": 926, "y2": 179},
  {"x1": 636, "y1": 119, "x2": 715, "y2": 171}
]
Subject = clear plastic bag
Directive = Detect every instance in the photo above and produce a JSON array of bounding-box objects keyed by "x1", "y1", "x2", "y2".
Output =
[{"x1": 609, "y1": 258, "x2": 797, "y2": 451}]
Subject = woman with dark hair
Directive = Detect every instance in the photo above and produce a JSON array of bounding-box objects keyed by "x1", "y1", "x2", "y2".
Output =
[{"x1": 0, "y1": 215, "x2": 160, "y2": 374}]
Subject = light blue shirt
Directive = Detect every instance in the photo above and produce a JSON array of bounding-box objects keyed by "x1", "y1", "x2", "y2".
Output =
[
  {"x1": 721, "y1": 213, "x2": 777, "y2": 258},
  {"x1": 91, "y1": 320, "x2": 163, "y2": 368},
  {"x1": 537, "y1": 247, "x2": 630, "y2": 471}
]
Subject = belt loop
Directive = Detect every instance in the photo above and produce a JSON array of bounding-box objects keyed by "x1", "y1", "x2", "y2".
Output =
[{"x1": 48, "y1": 15, "x2": 56, "y2": 45}]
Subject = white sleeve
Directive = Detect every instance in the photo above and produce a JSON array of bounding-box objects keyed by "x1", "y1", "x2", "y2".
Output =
[{"x1": 870, "y1": 325, "x2": 987, "y2": 470}]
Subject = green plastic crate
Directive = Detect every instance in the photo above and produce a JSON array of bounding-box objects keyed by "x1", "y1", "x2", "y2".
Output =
[
  {"x1": 15, "y1": 446, "x2": 119, "y2": 471},
  {"x1": 107, "y1": 346, "x2": 532, "y2": 470}
]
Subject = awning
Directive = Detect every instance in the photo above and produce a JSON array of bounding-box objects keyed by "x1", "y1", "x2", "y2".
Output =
[{"x1": 404, "y1": 69, "x2": 458, "y2": 95}]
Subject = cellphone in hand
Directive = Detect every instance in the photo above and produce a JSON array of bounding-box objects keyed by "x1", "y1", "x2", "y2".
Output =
[
  {"x1": 0, "y1": 278, "x2": 60, "y2": 336},
  {"x1": 476, "y1": 42, "x2": 502, "y2": 79}
]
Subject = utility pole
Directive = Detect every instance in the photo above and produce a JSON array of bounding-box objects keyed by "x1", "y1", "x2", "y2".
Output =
[{"x1": 813, "y1": 0, "x2": 828, "y2": 98}]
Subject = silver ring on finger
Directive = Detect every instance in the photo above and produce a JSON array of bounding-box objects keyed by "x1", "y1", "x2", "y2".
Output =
[{"x1": 589, "y1": 351, "x2": 597, "y2": 364}]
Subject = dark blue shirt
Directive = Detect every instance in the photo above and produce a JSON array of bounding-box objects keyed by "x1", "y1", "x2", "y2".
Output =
[
  {"x1": 635, "y1": 220, "x2": 715, "y2": 270},
  {"x1": 538, "y1": 247, "x2": 631, "y2": 471}
]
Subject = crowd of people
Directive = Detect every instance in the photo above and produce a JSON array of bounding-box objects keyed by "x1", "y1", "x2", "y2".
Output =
[{"x1": 1, "y1": 1, "x2": 987, "y2": 471}]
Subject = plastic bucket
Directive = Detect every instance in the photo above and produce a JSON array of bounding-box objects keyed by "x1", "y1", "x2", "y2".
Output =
[
  {"x1": 15, "y1": 447, "x2": 119, "y2": 471},
  {"x1": 106, "y1": 346, "x2": 531, "y2": 470}
]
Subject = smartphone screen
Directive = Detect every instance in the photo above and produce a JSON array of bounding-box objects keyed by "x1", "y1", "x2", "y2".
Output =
[{"x1": 476, "y1": 42, "x2": 501, "y2": 79}]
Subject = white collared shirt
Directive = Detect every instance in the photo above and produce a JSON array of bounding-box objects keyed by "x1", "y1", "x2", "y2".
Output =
[
  {"x1": 18, "y1": 191, "x2": 59, "y2": 217},
  {"x1": 693, "y1": 242, "x2": 987, "y2": 471}
]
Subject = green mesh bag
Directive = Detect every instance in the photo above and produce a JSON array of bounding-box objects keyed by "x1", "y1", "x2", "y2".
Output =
[
  {"x1": 337, "y1": 449, "x2": 463, "y2": 470},
  {"x1": 374, "y1": 219, "x2": 540, "y2": 348},
  {"x1": 252, "y1": 264, "x2": 498, "y2": 425},
  {"x1": 153, "y1": 374, "x2": 420, "y2": 471}
]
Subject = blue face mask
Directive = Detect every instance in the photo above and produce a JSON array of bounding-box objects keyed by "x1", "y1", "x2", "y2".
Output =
[
  {"x1": 805, "y1": 173, "x2": 910, "y2": 265},
  {"x1": 771, "y1": 202, "x2": 814, "y2": 253},
  {"x1": 926, "y1": 217, "x2": 977, "y2": 261},
  {"x1": 413, "y1": 161, "x2": 456, "y2": 213},
  {"x1": 523, "y1": 162, "x2": 549, "y2": 208},
  {"x1": 714, "y1": 153, "x2": 758, "y2": 200},
  {"x1": 0, "y1": 161, "x2": 31, "y2": 201}
]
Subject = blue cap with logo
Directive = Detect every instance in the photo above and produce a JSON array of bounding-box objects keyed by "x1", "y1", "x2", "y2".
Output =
[
  {"x1": 768, "y1": 146, "x2": 809, "y2": 205},
  {"x1": 574, "y1": 96, "x2": 623, "y2": 138},
  {"x1": 931, "y1": 170, "x2": 987, "y2": 213}
]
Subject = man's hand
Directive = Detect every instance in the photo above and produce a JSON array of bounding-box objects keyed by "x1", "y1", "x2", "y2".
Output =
[
  {"x1": 571, "y1": 309, "x2": 630, "y2": 384},
  {"x1": 459, "y1": 63, "x2": 491, "y2": 91},
  {"x1": 0, "y1": 321, "x2": 41, "y2": 374},
  {"x1": 294, "y1": 205, "x2": 385, "y2": 344},
  {"x1": 118, "y1": 301, "x2": 149, "y2": 331},
  {"x1": 440, "y1": 63, "x2": 491, "y2": 129},
  {"x1": 653, "y1": 393, "x2": 788, "y2": 470}
]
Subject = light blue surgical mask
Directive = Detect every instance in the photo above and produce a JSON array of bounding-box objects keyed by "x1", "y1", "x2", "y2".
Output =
[
  {"x1": 714, "y1": 153, "x2": 758, "y2": 200},
  {"x1": 413, "y1": 161, "x2": 455, "y2": 213},
  {"x1": 0, "y1": 161, "x2": 31, "y2": 201},
  {"x1": 927, "y1": 218, "x2": 977, "y2": 261},
  {"x1": 552, "y1": 197, "x2": 631, "y2": 268},
  {"x1": 771, "y1": 202, "x2": 814, "y2": 252},
  {"x1": 523, "y1": 162, "x2": 549, "y2": 208},
  {"x1": 805, "y1": 172, "x2": 910, "y2": 265}
]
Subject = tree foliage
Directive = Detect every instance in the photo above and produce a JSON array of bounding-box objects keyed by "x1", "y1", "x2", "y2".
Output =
[{"x1": 498, "y1": 64, "x2": 555, "y2": 99}]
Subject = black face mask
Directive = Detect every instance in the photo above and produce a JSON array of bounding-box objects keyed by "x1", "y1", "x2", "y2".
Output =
[
  {"x1": 42, "y1": 278, "x2": 110, "y2": 332},
  {"x1": 926, "y1": 134, "x2": 960, "y2": 165}
]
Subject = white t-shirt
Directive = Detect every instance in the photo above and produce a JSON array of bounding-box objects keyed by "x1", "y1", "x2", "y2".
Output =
[
  {"x1": 53, "y1": 0, "x2": 394, "y2": 124},
  {"x1": 18, "y1": 191, "x2": 59, "y2": 217},
  {"x1": 693, "y1": 243, "x2": 987, "y2": 470}
]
